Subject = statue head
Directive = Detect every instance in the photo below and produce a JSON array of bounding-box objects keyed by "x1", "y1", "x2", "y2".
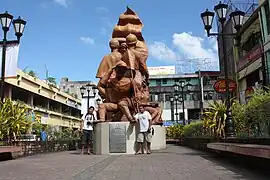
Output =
[
  {"x1": 119, "y1": 43, "x2": 128, "y2": 54},
  {"x1": 109, "y1": 39, "x2": 120, "y2": 51},
  {"x1": 126, "y1": 34, "x2": 138, "y2": 47}
]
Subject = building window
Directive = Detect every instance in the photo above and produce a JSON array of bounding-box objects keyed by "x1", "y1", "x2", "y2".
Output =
[
  {"x1": 265, "y1": 2, "x2": 270, "y2": 35},
  {"x1": 165, "y1": 94, "x2": 170, "y2": 101},
  {"x1": 246, "y1": 69, "x2": 260, "y2": 87},
  {"x1": 156, "y1": 80, "x2": 161, "y2": 86},
  {"x1": 162, "y1": 79, "x2": 167, "y2": 84}
]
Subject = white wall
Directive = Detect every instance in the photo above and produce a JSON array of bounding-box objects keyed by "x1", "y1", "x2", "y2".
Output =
[{"x1": 162, "y1": 108, "x2": 188, "y2": 121}]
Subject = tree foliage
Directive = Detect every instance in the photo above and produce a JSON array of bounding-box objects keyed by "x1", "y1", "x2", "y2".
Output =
[
  {"x1": 202, "y1": 101, "x2": 226, "y2": 138},
  {"x1": 167, "y1": 87, "x2": 270, "y2": 139},
  {"x1": 0, "y1": 98, "x2": 32, "y2": 141}
]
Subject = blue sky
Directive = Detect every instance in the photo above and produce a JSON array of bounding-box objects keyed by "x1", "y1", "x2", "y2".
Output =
[{"x1": 2, "y1": 0, "x2": 220, "y2": 82}]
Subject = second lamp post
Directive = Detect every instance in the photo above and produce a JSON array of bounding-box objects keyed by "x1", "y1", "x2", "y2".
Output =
[
  {"x1": 201, "y1": 1, "x2": 245, "y2": 137},
  {"x1": 80, "y1": 83, "x2": 97, "y2": 113},
  {"x1": 171, "y1": 81, "x2": 192, "y2": 125},
  {"x1": 0, "y1": 11, "x2": 27, "y2": 102}
]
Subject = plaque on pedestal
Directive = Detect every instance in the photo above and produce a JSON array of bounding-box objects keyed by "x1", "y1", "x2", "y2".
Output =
[{"x1": 109, "y1": 123, "x2": 127, "y2": 153}]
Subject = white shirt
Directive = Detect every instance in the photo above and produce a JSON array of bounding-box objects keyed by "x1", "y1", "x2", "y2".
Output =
[
  {"x1": 134, "y1": 111, "x2": 152, "y2": 132},
  {"x1": 82, "y1": 113, "x2": 95, "y2": 131}
]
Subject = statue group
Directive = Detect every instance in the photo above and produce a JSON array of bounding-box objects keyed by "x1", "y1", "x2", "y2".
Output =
[{"x1": 96, "y1": 7, "x2": 163, "y2": 125}]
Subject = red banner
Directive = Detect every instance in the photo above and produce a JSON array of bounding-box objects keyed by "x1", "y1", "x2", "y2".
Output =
[
  {"x1": 213, "y1": 79, "x2": 237, "y2": 94},
  {"x1": 238, "y1": 45, "x2": 263, "y2": 71}
]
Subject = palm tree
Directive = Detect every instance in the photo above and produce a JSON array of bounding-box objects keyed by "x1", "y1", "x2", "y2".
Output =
[
  {"x1": 28, "y1": 70, "x2": 37, "y2": 78},
  {"x1": 46, "y1": 77, "x2": 57, "y2": 86}
]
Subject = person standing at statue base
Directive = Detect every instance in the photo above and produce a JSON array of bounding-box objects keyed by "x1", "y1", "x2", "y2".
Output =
[
  {"x1": 81, "y1": 106, "x2": 95, "y2": 155},
  {"x1": 134, "y1": 105, "x2": 152, "y2": 155}
]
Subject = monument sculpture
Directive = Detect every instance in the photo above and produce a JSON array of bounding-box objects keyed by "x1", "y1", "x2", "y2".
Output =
[{"x1": 96, "y1": 7, "x2": 163, "y2": 125}]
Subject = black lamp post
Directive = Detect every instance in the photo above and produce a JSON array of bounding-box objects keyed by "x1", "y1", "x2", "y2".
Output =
[
  {"x1": 173, "y1": 83, "x2": 180, "y2": 123},
  {"x1": 80, "y1": 83, "x2": 97, "y2": 113},
  {"x1": 0, "y1": 11, "x2": 26, "y2": 102},
  {"x1": 169, "y1": 96, "x2": 174, "y2": 121},
  {"x1": 96, "y1": 98, "x2": 101, "y2": 106},
  {"x1": 179, "y1": 81, "x2": 192, "y2": 125},
  {"x1": 201, "y1": 1, "x2": 245, "y2": 137}
]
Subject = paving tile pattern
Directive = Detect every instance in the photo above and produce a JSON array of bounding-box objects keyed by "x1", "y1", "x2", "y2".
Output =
[{"x1": 0, "y1": 145, "x2": 268, "y2": 180}]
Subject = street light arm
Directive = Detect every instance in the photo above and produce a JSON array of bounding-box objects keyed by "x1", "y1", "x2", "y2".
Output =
[
  {"x1": 207, "y1": 32, "x2": 237, "y2": 37},
  {"x1": 0, "y1": 40, "x2": 19, "y2": 46}
]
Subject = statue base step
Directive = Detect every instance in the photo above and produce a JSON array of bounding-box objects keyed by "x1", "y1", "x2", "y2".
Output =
[{"x1": 93, "y1": 122, "x2": 166, "y2": 155}]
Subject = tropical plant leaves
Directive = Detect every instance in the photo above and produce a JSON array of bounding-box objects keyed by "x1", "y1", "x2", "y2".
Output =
[{"x1": 0, "y1": 98, "x2": 32, "y2": 141}]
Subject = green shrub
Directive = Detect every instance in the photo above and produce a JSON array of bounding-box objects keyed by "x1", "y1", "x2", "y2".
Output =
[
  {"x1": 182, "y1": 121, "x2": 204, "y2": 137},
  {"x1": 166, "y1": 124, "x2": 184, "y2": 139}
]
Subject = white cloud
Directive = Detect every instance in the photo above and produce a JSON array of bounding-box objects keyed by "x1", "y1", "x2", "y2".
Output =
[
  {"x1": 54, "y1": 0, "x2": 69, "y2": 7},
  {"x1": 149, "y1": 42, "x2": 178, "y2": 61},
  {"x1": 95, "y1": 7, "x2": 109, "y2": 13},
  {"x1": 80, "y1": 37, "x2": 95, "y2": 45},
  {"x1": 149, "y1": 32, "x2": 219, "y2": 72}
]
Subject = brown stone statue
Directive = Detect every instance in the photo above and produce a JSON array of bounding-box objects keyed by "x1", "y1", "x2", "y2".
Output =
[
  {"x1": 96, "y1": 39, "x2": 122, "y2": 79},
  {"x1": 96, "y1": 7, "x2": 163, "y2": 125}
]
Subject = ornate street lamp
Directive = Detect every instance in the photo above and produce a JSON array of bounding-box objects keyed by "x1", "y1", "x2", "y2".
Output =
[
  {"x1": 80, "y1": 83, "x2": 97, "y2": 113},
  {"x1": 171, "y1": 81, "x2": 193, "y2": 125},
  {"x1": 178, "y1": 80, "x2": 192, "y2": 125},
  {"x1": 214, "y1": 1, "x2": 228, "y2": 22},
  {"x1": 230, "y1": 9, "x2": 245, "y2": 31},
  {"x1": 200, "y1": 2, "x2": 245, "y2": 137},
  {"x1": 170, "y1": 96, "x2": 175, "y2": 122},
  {"x1": 173, "y1": 93, "x2": 179, "y2": 123},
  {"x1": 201, "y1": 9, "x2": 215, "y2": 34},
  {"x1": 0, "y1": 11, "x2": 27, "y2": 102},
  {"x1": 0, "y1": 11, "x2": 13, "y2": 31},
  {"x1": 12, "y1": 16, "x2": 27, "y2": 42},
  {"x1": 173, "y1": 83, "x2": 179, "y2": 92},
  {"x1": 96, "y1": 98, "x2": 101, "y2": 106}
]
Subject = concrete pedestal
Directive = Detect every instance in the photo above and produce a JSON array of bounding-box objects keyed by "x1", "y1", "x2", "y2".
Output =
[{"x1": 93, "y1": 122, "x2": 166, "y2": 155}]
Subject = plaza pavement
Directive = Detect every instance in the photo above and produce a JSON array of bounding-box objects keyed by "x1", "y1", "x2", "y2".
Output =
[{"x1": 0, "y1": 145, "x2": 268, "y2": 180}]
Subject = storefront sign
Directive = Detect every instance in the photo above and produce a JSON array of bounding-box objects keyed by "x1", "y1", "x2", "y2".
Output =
[
  {"x1": 238, "y1": 45, "x2": 263, "y2": 71},
  {"x1": 148, "y1": 66, "x2": 176, "y2": 75},
  {"x1": 213, "y1": 79, "x2": 237, "y2": 94}
]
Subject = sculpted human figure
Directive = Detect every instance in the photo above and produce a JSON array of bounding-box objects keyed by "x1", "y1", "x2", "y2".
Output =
[
  {"x1": 122, "y1": 34, "x2": 149, "y2": 83},
  {"x1": 133, "y1": 83, "x2": 163, "y2": 125},
  {"x1": 97, "y1": 60, "x2": 136, "y2": 123},
  {"x1": 96, "y1": 39, "x2": 122, "y2": 79},
  {"x1": 95, "y1": 7, "x2": 163, "y2": 125}
]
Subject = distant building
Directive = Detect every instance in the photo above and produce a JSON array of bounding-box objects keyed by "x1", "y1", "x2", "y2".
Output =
[
  {"x1": 59, "y1": 77, "x2": 92, "y2": 99},
  {"x1": 149, "y1": 70, "x2": 220, "y2": 122},
  {"x1": 59, "y1": 77, "x2": 100, "y2": 115}
]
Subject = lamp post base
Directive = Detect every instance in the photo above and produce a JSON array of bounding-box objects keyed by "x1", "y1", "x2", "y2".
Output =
[{"x1": 225, "y1": 109, "x2": 235, "y2": 138}]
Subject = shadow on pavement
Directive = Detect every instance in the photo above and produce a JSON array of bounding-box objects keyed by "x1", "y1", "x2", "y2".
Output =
[{"x1": 180, "y1": 147, "x2": 270, "y2": 180}]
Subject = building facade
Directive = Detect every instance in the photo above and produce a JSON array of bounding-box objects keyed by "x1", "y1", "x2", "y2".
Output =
[
  {"x1": 5, "y1": 70, "x2": 82, "y2": 129},
  {"x1": 259, "y1": 0, "x2": 270, "y2": 85},
  {"x1": 59, "y1": 77, "x2": 93, "y2": 99},
  {"x1": 217, "y1": 1, "x2": 258, "y2": 82},
  {"x1": 237, "y1": 8, "x2": 264, "y2": 104},
  {"x1": 149, "y1": 71, "x2": 220, "y2": 122}
]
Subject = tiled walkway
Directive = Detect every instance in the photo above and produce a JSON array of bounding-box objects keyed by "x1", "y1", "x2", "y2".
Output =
[{"x1": 0, "y1": 145, "x2": 268, "y2": 180}]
